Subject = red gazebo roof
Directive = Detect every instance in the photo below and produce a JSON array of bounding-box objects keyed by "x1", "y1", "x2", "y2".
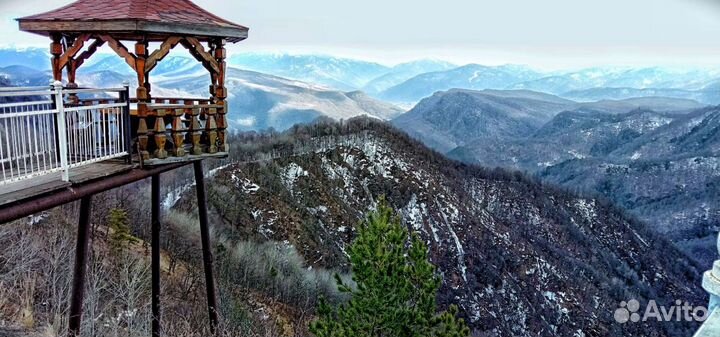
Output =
[{"x1": 18, "y1": 0, "x2": 248, "y2": 42}]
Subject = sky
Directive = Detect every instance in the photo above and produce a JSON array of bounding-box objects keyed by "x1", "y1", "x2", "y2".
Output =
[{"x1": 1, "y1": 0, "x2": 720, "y2": 69}]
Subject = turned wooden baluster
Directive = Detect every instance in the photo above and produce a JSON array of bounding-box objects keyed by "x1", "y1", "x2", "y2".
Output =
[
  {"x1": 150, "y1": 98, "x2": 167, "y2": 160},
  {"x1": 153, "y1": 101, "x2": 168, "y2": 159},
  {"x1": 170, "y1": 99, "x2": 186, "y2": 157},
  {"x1": 204, "y1": 101, "x2": 218, "y2": 154},
  {"x1": 187, "y1": 99, "x2": 203, "y2": 155}
]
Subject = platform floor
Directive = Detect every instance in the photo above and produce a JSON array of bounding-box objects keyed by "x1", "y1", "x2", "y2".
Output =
[{"x1": 0, "y1": 160, "x2": 134, "y2": 206}]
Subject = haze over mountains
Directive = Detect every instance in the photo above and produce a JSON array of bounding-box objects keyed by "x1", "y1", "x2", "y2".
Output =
[
  {"x1": 4, "y1": 47, "x2": 720, "y2": 107},
  {"x1": 0, "y1": 49, "x2": 407, "y2": 130}
]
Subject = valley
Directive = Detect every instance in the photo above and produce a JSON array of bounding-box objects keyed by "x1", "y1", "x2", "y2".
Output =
[{"x1": 392, "y1": 88, "x2": 719, "y2": 267}]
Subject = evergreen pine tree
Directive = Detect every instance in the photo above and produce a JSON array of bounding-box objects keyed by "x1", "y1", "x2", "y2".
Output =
[
  {"x1": 310, "y1": 198, "x2": 470, "y2": 337},
  {"x1": 107, "y1": 207, "x2": 138, "y2": 253}
]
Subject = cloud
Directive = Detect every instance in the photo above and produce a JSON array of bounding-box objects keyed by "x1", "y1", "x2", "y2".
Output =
[{"x1": 2, "y1": 0, "x2": 720, "y2": 68}]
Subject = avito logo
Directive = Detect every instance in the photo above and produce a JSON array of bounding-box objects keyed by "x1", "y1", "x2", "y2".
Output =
[{"x1": 614, "y1": 299, "x2": 708, "y2": 323}]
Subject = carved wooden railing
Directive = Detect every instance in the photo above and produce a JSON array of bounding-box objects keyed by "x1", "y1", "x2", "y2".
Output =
[{"x1": 130, "y1": 97, "x2": 229, "y2": 164}]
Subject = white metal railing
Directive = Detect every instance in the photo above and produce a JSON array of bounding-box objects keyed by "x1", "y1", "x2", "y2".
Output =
[{"x1": 0, "y1": 82, "x2": 130, "y2": 185}]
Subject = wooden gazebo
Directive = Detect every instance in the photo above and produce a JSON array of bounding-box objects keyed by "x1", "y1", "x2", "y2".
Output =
[
  {"x1": 0, "y1": 1, "x2": 250, "y2": 337},
  {"x1": 18, "y1": 0, "x2": 248, "y2": 164}
]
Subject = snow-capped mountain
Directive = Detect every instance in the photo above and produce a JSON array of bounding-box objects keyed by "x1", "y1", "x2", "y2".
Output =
[
  {"x1": 0, "y1": 47, "x2": 51, "y2": 71},
  {"x1": 513, "y1": 67, "x2": 720, "y2": 95},
  {"x1": 3, "y1": 47, "x2": 720, "y2": 105},
  {"x1": 148, "y1": 56, "x2": 204, "y2": 78},
  {"x1": 563, "y1": 87, "x2": 720, "y2": 105},
  {"x1": 0, "y1": 52, "x2": 403, "y2": 130},
  {"x1": 379, "y1": 65, "x2": 720, "y2": 104},
  {"x1": 155, "y1": 67, "x2": 403, "y2": 131},
  {"x1": 379, "y1": 64, "x2": 545, "y2": 103},
  {"x1": 361, "y1": 59, "x2": 456, "y2": 95},
  {"x1": 0, "y1": 65, "x2": 50, "y2": 86},
  {"x1": 79, "y1": 55, "x2": 136, "y2": 76},
  {"x1": 228, "y1": 53, "x2": 390, "y2": 91},
  {"x1": 80, "y1": 55, "x2": 206, "y2": 80}
]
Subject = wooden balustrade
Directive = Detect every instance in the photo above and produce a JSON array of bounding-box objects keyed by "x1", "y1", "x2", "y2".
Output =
[{"x1": 130, "y1": 96, "x2": 228, "y2": 164}]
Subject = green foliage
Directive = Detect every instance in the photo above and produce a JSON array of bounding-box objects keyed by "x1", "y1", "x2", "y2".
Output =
[
  {"x1": 310, "y1": 198, "x2": 470, "y2": 337},
  {"x1": 107, "y1": 207, "x2": 138, "y2": 253}
]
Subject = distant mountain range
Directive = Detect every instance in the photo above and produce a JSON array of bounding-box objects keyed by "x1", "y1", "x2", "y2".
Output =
[
  {"x1": 0, "y1": 47, "x2": 51, "y2": 71},
  {"x1": 562, "y1": 87, "x2": 720, "y2": 105},
  {"x1": 392, "y1": 89, "x2": 573, "y2": 152},
  {"x1": 228, "y1": 53, "x2": 391, "y2": 91},
  {"x1": 0, "y1": 65, "x2": 50, "y2": 86},
  {"x1": 3, "y1": 47, "x2": 720, "y2": 105},
  {"x1": 360, "y1": 59, "x2": 457, "y2": 94},
  {"x1": 392, "y1": 88, "x2": 718, "y2": 267},
  {"x1": 155, "y1": 67, "x2": 403, "y2": 130},
  {"x1": 378, "y1": 64, "x2": 545, "y2": 103},
  {"x1": 2, "y1": 49, "x2": 719, "y2": 243},
  {"x1": 392, "y1": 89, "x2": 706, "y2": 152},
  {"x1": 0, "y1": 52, "x2": 403, "y2": 131},
  {"x1": 224, "y1": 53, "x2": 720, "y2": 105},
  {"x1": 382, "y1": 66, "x2": 720, "y2": 104}
]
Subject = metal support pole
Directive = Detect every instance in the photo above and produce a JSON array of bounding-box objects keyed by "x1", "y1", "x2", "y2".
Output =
[
  {"x1": 121, "y1": 82, "x2": 133, "y2": 164},
  {"x1": 193, "y1": 160, "x2": 219, "y2": 334},
  {"x1": 53, "y1": 81, "x2": 69, "y2": 181},
  {"x1": 50, "y1": 80, "x2": 61, "y2": 162},
  {"x1": 151, "y1": 174, "x2": 161, "y2": 337},
  {"x1": 68, "y1": 195, "x2": 92, "y2": 337}
]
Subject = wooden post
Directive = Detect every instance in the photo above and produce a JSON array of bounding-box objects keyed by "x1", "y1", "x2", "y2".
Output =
[
  {"x1": 212, "y1": 39, "x2": 229, "y2": 153},
  {"x1": 151, "y1": 174, "x2": 162, "y2": 337},
  {"x1": 68, "y1": 196, "x2": 93, "y2": 337},
  {"x1": 193, "y1": 161, "x2": 219, "y2": 333},
  {"x1": 64, "y1": 36, "x2": 79, "y2": 104},
  {"x1": 66, "y1": 59, "x2": 79, "y2": 104},
  {"x1": 50, "y1": 34, "x2": 63, "y2": 82},
  {"x1": 135, "y1": 40, "x2": 151, "y2": 160},
  {"x1": 120, "y1": 82, "x2": 133, "y2": 164}
]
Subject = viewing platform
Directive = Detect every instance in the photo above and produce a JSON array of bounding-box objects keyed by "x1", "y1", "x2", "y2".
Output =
[
  {"x1": 2, "y1": 0, "x2": 249, "y2": 335},
  {"x1": 0, "y1": 0, "x2": 249, "y2": 210},
  {"x1": 0, "y1": 82, "x2": 230, "y2": 206}
]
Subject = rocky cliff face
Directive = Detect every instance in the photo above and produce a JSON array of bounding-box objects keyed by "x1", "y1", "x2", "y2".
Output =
[{"x1": 177, "y1": 118, "x2": 704, "y2": 337}]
